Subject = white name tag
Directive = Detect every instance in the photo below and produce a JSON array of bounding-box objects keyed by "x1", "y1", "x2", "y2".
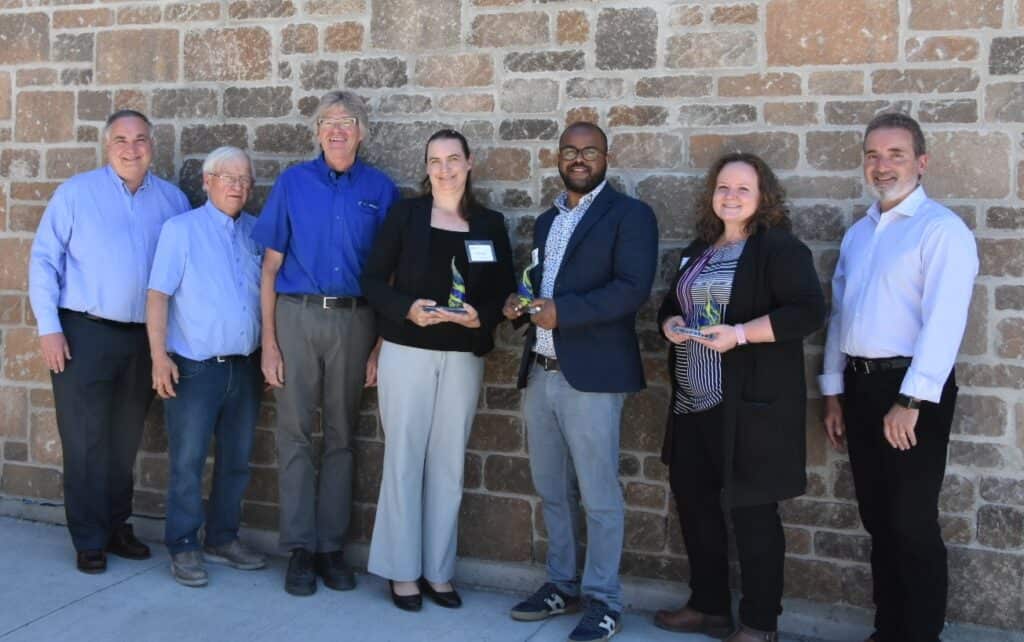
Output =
[
  {"x1": 679, "y1": 256, "x2": 690, "y2": 270},
  {"x1": 531, "y1": 248, "x2": 540, "y2": 267},
  {"x1": 465, "y1": 240, "x2": 497, "y2": 263}
]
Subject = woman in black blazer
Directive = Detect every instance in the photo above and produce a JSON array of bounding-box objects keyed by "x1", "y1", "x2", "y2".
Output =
[
  {"x1": 360, "y1": 129, "x2": 515, "y2": 611},
  {"x1": 653, "y1": 153, "x2": 825, "y2": 642}
]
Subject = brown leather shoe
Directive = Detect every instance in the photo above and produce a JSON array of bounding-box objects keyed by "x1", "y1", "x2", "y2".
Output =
[
  {"x1": 724, "y1": 625, "x2": 778, "y2": 642},
  {"x1": 654, "y1": 604, "x2": 734, "y2": 637},
  {"x1": 77, "y1": 549, "x2": 107, "y2": 574},
  {"x1": 106, "y1": 523, "x2": 151, "y2": 560}
]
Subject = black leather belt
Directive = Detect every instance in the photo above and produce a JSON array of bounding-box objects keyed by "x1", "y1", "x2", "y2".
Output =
[
  {"x1": 61, "y1": 309, "x2": 144, "y2": 329},
  {"x1": 283, "y1": 294, "x2": 367, "y2": 309},
  {"x1": 534, "y1": 354, "x2": 560, "y2": 372},
  {"x1": 204, "y1": 354, "x2": 251, "y2": 364},
  {"x1": 846, "y1": 356, "x2": 912, "y2": 375}
]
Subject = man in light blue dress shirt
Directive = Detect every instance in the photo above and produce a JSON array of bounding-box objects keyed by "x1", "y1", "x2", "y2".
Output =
[
  {"x1": 146, "y1": 146, "x2": 267, "y2": 588},
  {"x1": 28, "y1": 110, "x2": 190, "y2": 574}
]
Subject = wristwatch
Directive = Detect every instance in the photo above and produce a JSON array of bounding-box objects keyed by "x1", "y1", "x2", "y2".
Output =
[{"x1": 895, "y1": 394, "x2": 921, "y2": 410}]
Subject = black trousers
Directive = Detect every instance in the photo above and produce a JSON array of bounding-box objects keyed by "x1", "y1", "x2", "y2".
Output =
[
  {"x1": 843, "y1": 365, "x2": 957, "y2": 642},
  {"x1": 669, "y1": 407, "x2": 785, "y2": 632},
  {"x1": 52, "y1": 310, "x2": 154, "y2": 551}
]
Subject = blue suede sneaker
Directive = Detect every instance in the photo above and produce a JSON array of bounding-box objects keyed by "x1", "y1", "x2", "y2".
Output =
[
  {"x1": 569, "y1": 600, "x2": 621, "y2": 641},
  {"x1": 509, "y1": 582, "x2": 581, "y2": 621}
]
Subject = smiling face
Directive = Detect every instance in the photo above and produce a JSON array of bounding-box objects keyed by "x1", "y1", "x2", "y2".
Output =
[
  {"x1": 317, "y1": 105, "x2": 364, "y2": 172},
  {"x1": 711, "y1": 161, "x2": 760, "y2": 232},
  {"x1": 203, "y1": 156, "x2": 252, "y2": 218},
  {"x1": 557, "y1": 125, "x2": 608, "y2": 199},
  {"x1": 105, "y1": 115, "x2": 153, "y2": 190},
  {"x1": 426, "y1": 137, "x2": 471, "y2": 198},
  {"x1": 863, "y1": 126, "x2": 928, "y2": 211}
]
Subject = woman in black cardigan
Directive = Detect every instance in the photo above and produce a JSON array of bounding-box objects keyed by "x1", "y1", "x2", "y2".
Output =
[
  {"x1": 653, "y1": 153, "x2": 825, "y2": 642},
  {"x1": 360, "y1": 130, "x2": 515, "y2": 611}
]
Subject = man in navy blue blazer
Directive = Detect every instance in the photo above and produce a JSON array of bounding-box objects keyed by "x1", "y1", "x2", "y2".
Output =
[{"x1": 503, "y1": 122, "x2": 659, "y2": 642}]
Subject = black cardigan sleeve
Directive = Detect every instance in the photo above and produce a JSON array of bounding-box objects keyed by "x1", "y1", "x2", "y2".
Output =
[
  {"x1": 360, "y1": 199, "x2": 418, "y2": 324},
  {"x1": 473, "y1": 212, "x2": 516, "y2": 343},
  {"x1": 764, "y1": 231, "x2": 827, "y2": 342}
]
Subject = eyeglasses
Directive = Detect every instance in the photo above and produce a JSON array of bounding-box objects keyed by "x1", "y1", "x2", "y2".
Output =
[
  {"x1": 209, "y1": 173, "x2": 253, "y2": 188},
  {"x1": 559, "y1": 146, "x2": 605, "y2": 162},
  {"x1": 318, "y1": 117, "x2": 358, "y2": 131}
]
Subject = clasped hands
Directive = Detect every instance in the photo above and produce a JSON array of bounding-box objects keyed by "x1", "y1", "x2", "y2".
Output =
[
  {"x1": 502, "y1": 293, "x2": 557, "y2": 330},
  {"x1": 407, "y1": 299, "x2": 481, "y2": 329},
  {"x1": 661, "y1": 315, "x2": 738, "y2": 353}
]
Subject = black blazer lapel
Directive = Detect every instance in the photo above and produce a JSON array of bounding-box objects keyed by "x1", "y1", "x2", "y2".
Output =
[
  {"x1": 464, "y1": 208, "x2": 491, "y2": 297},
  {"x1": 560, "y1": 185, "x2": 616, "y2": 265}
]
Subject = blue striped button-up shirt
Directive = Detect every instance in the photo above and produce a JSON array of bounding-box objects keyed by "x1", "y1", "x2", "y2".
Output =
[
  {"x1": 148, "y1": 202, "x2": 263, "y2": 362},
  {"x1": 29, "y1": 165, "x2": 190, "y2": 335}
]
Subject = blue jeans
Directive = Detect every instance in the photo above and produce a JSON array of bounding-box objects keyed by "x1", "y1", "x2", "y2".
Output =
[
  {"x1": 523, "y1": 363, "x2": 627, "y2": 612},
  {"x1": 164, "y1": 353, "x2": 262, "y2": 554}
]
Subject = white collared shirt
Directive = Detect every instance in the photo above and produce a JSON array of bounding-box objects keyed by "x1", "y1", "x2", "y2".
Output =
[{"x1": 818, "y1": 186, "x2": 978, "y2": 402}]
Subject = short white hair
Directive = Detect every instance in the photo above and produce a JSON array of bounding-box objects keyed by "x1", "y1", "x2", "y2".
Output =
[{"x1": 202, "y1": 146, "x2": 253, "y2": 176}]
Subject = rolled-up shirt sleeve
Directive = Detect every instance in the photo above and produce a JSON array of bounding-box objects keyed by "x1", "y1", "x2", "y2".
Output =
[{"x1": 28, "y1": 186, "x2": 74, "y2": 336}]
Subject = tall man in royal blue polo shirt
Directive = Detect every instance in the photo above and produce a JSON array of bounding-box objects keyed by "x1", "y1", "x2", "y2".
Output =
[
  {"x1": 252, "y1": 90, "x2": 399, "y2": 596},
  {"x1": 29, "y1": 110, "x2": 190, "y2": 574}
]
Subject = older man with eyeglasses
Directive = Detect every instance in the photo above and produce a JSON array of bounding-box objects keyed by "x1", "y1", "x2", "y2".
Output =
[
  {"x1": 251, "y1": 90, "x2": 399, "y2": 596},
  {"x1": 29, "y1": 109, "x2": 190, "y2": 574},
  {"x1": 146, "y1": 146, "x2": 267, "y2": 587}
]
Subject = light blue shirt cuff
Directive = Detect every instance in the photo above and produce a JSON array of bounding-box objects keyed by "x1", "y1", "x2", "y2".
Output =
[
  {"x1": 818, "y1": 373, "x2": 844, "y2": 396},
  {"x1": 899, "y1": 368, "x2": 943, "y2": 404}
]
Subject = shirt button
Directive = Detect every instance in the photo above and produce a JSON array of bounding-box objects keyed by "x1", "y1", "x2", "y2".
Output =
[{"x1": 334, "y1": 267, "x2": 339, "y2": 271}]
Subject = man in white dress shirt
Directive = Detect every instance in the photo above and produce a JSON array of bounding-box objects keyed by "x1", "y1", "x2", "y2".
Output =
[{"x1": 819, "y1": 113, "x2": 978, "y2": 642}]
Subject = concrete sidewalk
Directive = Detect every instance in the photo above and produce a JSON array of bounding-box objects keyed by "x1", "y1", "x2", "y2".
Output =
[{"x1": 1, "y1": 515, "x2": 1018, "y2": 642}]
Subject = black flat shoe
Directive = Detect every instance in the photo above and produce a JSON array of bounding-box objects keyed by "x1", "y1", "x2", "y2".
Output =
[
  {"x1": 106, "y1": 524, "x2": 151, "y2": 560},
  {"x1": 418, "y1": 577, "x2": 462, "y2": 608},
  {"x1": 389, "y1": 580, "x2": 422, "y2": 612}
]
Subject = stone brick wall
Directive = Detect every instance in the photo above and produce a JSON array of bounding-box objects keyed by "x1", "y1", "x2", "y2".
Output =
[{"x1": 1, "y1": 0, "x2": 1022, "y2": 630}]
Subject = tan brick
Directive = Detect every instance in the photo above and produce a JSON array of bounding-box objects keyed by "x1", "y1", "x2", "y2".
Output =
[
  {"x1": 556, "y1": 10, "x2": 588, "y2": 44},
  {"x1": 3, "y1": 326, "x2": 48, "y2": 382},
  {"x1": 11, "y1": 182, "x2": 60, "y2": 201},
  {"x1": 97, "y1": 29, "x2": 177, "y2": 84},
  {"x1": 500, "y1": 78, "x2": 557, "y2": 113},
  {"x1": 985, "y1": 82, "x2": 1024, "y2": 123},
  {"x1": 0, "y1": 72, "x2": 10, "y2": 120},
  {"x1": 608, "y1": 106, "x2": 668, "y2": 127},
  {"x1": 610, "y1": 133, "x2": 683, "y2": 170},
  {"x1": 117, "y1": 6, "x2": 162, "y2": 25},
  {"x1": 667, "y1": 31, "x2": 757, "y2": 68},
  {"x1": 415, "y1": 54, "x2": 493, "y2": 88},
  {"x1": 719, "y1": 72, "x2": 801, "y2": 97},
  {"x1": 9, "y1": 205, "x2": 44, "y2": 232},
  {"x1": 438, "y1": 94, "x2": 494, "y2": 113},
  {"x1": 324, "y1": 22, "x2": 363, "y2": 52},
  {"x1": 470, "y1": 12, "x2": 548, "y2": 47},
  {"x1": 635, "y1": 76, "x2": 712, "y2": 98},
  {"x1": 872, "y1": 68, "x2": 979, "y2": 94},
  {"x1": 825, "y1": 99, "x2": 910, "y2": 125},
  {"x1": 809, "y1": 71, "x2": 864, "y2": 96},
  {"x1": 765, "y1": 102, "x2": 819, "y2": 126},
  {"x1": 919, "y1": 99, "x2": 978, "y2": 124},
  {"x1": 185, "y1": 28, "x2": 272, "y2": 81},
  {"x1": 0, "y1": 295, "x2": 23, "y2": 324},
  {"x1": 304, "y1": 0, "x2": 365, "y2": 14},
  {"x1": 909, "y1": 0, "x2": 1004, "y2": 29},
  {"x1": 690, "y1": 132, "x2": 799, "y2": 170},
  {"x1": 0, "y1": 149, "x2": 39, "y2": 178},
  {"x1": 474, "y1": 147, "x2": 530, "y2": 182},
  {"x1": 53, "y1": 8, "x2": 113, "y2": 29},
  {"x1": 228, "y1": 0, "x2": 296, "y2": 19},
  {"x1": 566, "y1": 106, "x2": 598, "y2": 126},
  {"x1": 15, "y1": 68, "x2": 57, "y2": 87},
  {"x1": 458, "y1": 493, "x2": 532, "y2": 562},
  {"x1": 0, "y1": 387, "x2": 28, "y2": 439},
  {"x1": 30, "y1": 410, "x2": 61, "y2": 466},
  {"x1": 281, "y1": 23, "x2": 317, "y2": 54},
  {"x1": 712, "y1": 4, "x2": 759, "y2": 24},
  {"x1": 1, "y1": 463, "x2": 62, "y2": 500},
  {"x1": 670, "y1": 5, "x2": 703, "y2": 27},
  {"x1": 45, "y1": 148, "x2": 97, "y2": 180},
  {"x1": 767, "y1": 0, "x2": 897, "y2": 66},
  {"x1": 114, "y1": 89, "x2": 147, "y2": 112},
  {"x1": 164, "y1": 2, "x2": 221, "y2": 21},
  {"x1": 906, "y1": 36, "x2": 979, "y2": 62},
  {"x1": 0, "y1": 13, "x2": 49, "y2": 65},
  {"x1": 15, "y1": 91, "x2": 73, "y2": 143},
  {"x1": 1019, "y1": 162, "x2": 1024, "y2": 200},
  {"x1": 371, "y1": 0, "x2": 459, "y2": 50},
  {"x1": 806, "y1": 131, "x2": 862, "y2": 170},
  {"x1": 923, "y1": 131, "x2": 1010, "y2": 199},
  {"x1": 997, "y1": 318, "x2": 1024, "y2": 359}
]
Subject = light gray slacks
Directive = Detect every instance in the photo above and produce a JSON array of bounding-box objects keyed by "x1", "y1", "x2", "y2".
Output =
[{"x1": 368, "y1": 340, "x2": 484, "y2": 583}]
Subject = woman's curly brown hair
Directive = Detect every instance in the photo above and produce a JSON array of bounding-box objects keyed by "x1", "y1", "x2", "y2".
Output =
[{"x1": 694, "y1": 152, "x2": 791, "y2": 243}]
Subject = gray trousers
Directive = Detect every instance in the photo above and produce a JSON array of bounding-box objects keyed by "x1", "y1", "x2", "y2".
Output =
[
  {"x1": 368, "y1": 341, "x2": 484, "y2": 582},
  {"x1": 524, "y1": 363, "x2": 627, "y2": 612},
  {"x1": 274, "y1": 296, "x2": 375, "y2": 553}
]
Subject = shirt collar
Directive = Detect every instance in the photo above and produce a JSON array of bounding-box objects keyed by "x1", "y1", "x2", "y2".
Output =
[
  {"x1": 202, "y1": 200, "x2": 244, "y2": 230},
  {"x1": 554, "y1": 179, "x2": 608, "y2": 216},
  {"x1": 867, "y1": 185, "x2": 926, "y2": 221},
  {"x1": 105, "y1": 164, "x2": 153, "y2": 194},
  {"x1": 315, "y1": 154, "x2": 363, "y2": 184}
]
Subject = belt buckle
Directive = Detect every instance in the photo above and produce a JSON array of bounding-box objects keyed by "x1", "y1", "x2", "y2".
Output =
[
  {"x1": 322, "y1": 296, "x2": 337, "y2": 309},
  {"x1": 215, "y1": 355, "x2": 227, "y2": 363}
]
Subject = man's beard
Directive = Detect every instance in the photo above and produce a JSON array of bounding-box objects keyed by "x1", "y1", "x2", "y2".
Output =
[{"x1": 559, "y1": 163, "x2": 607, "y2": 195}]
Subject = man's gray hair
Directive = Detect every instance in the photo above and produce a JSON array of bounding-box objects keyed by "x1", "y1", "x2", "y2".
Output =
[
  {"x1": 102, "y1": 109, "x2": 152, "y2": 143},
  {"x1": 313, "y1": 90, "x2": 370, "y2": 139},
  {"x1": 202, "y1": 146, "x2": 253, "y2": 176}
]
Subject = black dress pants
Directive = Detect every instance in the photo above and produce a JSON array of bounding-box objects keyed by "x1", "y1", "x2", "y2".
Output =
[
  {"x1": 52, "y1": 310, "x2": 154, "y2": 552},
  {"x1": 669, "y1": 407, "x2": 786, "y2": 632},
  {"x1": 843, "y1": 364, "x2": 957, "y2": 642}
]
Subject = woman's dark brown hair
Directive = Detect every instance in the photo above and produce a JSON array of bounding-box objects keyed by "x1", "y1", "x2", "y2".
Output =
[
  {"x1": 421, "y1": 128, "x2": 479, "y2": 220},
  {"x1": 694, "y1": 151, "x2": 791, "y2": 243}
]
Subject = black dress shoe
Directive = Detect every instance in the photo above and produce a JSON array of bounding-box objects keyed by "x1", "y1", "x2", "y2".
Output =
[
  {"x1": 285, "y1": 549, "x2": 317, "y2": 596},
  {"x1": 418, "y1": 577, "x2": 462, "y2": 608},
  {"x1": 106, "y1": 524, "x2": 151, "y2": 560},
  {"x1": 389, "y1": 580, "x2": 422, "y2": 612},
  {"x1": 314, "y1": 550, "x2": 356, "y2": 591},
  {"x1": 77, "y1": 549, "x2": 107, "y2": 574}
]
